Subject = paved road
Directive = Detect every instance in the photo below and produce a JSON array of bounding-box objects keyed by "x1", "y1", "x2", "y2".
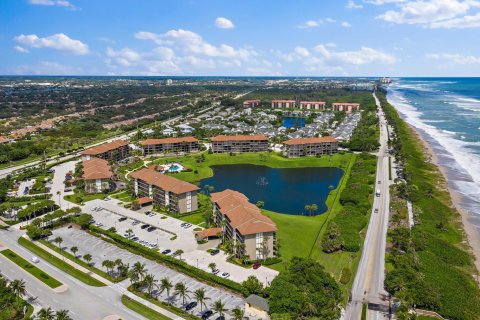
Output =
[
  {"x1": 344, "y1": 91, "x2": 392, "y2": 320},
  {"x1": 0, "y1": 228, "x2": 146, "y2": 320}
]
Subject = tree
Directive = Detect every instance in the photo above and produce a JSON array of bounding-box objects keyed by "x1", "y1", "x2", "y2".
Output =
[
  {"x1": 76, "y1": 213, "x2": 93, "y2": 229},
  {"x1": 160, "y1": 277, "x2": 173, "y2": 299},
  {"x1": 304, "y1": 204, "x2": 311, "y2": 216},
  {"x1": 9, "y1": 279, "x2": 26, "y2": 308},
  {"x1": 70, "y1": 246, "x2": 78, "y2": 258},
  {"x1": 255, "y1": 201, "x2": 264, "y2": 208},
  {"x1": 242, "y1": 276, "x2": 264, "y2": 296},
  {"x1": 128, "y1": 268, "x2": 140, "y2": 287},
  {"x1": 102, "y1": 259, "x2": 115, "y2": 274},
  {"x1": 174, "y1": 282, "x2": 190, "y2": 306},
  {"x1": 125, "y1": 228, "x2": 134, "y2": 238},
  {"x1": 144, "y1": 274, "x2": 157, "y2": 296},
  {"x1": 132, "y1": 261, "x2": 147, "y2": 282},
  {"x1": 213, "y1": 299, "x2": 227, "y2": 318},
  {"x1": 53, "y1": 236, "x2": 63, "y2": 249},
  {"x1": 82, "y1": 253, "x2": 92, "y2": 266},
  {"x1": 208, "y1": 262, "x2": 217, "y2": 273},
  {"x1": 38, "y1": 307, "x2": 55, "y2": 320},
  {"x1": 174, "y1": 249, "x2": 184, "y2": 260},
  {"x1": 311, "y1": 204, "x2": 318, "y2": 216},
  {"x1": 262, "y1": 235, "x2": 270, "y2": 260},
  {"x1": 55, "y1": 310, "x2": 72, "y2": 320},
  {"x1": 232, "y1": 307, "x2": 245, "y2": 320},
  {"x1": 194, "y1": 288, "x2": 209, "y2": 312}
]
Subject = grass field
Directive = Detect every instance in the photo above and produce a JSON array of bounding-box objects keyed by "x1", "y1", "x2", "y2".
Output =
[
  {"x1": 18, "y1": 237, "x2": 106, "y2": 287},
  {"x1": 121, "y1": 295, "x2": 171, "y2": 320},
  {"x1": 1, "y1": 248, "x2": 63, "y2": 288}
]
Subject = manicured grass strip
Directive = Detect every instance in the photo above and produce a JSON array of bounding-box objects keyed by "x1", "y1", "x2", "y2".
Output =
[
  {"x1": 361, "y1": 304, "x2": 367, "y2": 320},
  {"x1": 39, "y1": 239, "x2": 120, "y2": 283},
  {"x1": 1, "y1": 248, "x2": 62, "y2": 289},
  {"x1": 18, "y1": 237, "x2": 106, "y2": 287},
  {"x1": 121, "y1": 295, "x2": 171, "y2": 320}
]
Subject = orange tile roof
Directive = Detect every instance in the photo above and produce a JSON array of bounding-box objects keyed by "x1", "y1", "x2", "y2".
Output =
[
  {"x1": 210, "y1": 135, "x2": 268, "y2": 142},
  {"x1": 0, "y1": 136, "x2": 9, "y2": 144},
  {"x1": 81, "y1": 140, "x2": 129, "y2": 155},
  {"x1": 140, "y1": 136, "x2": 198, "y2": 146},
  {"x1": 283, "y1": 136, "x2": 338, "y2": 145},
  {"x1": 271, "y1": 100, "x2": 295, "y2": 103},
  {"x1": 82, "y1": 158, "x2": 112, "y2": 180},
  {"x1": 332, "y1": 102, "x2": 360, "y2": 106},
  {"x1": 131, "y1": 168, "x2": 199, "y2": 194},
  {"x1": 136, "y1": 196, "x2": 153, "y2": 205},
  {"x1": 299, "y1": 101, "x2": 326, "y2": 104},
  {"x1": 195, "y1": 227, "x2": 223, "y2": 239},
  {"x1": 211, "y1": 189, "x2": 276, "y2": 235}
]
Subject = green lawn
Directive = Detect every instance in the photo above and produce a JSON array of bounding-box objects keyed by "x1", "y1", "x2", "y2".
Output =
[
  {"x1": 121, "y1": 295, "x2": 171, "y2": 320},
  {"x1": 18, "y1": 237, "x2": 106, "y2": 287},
  {"x1": 111, "y1": 190, "x2": 134, "y2": 202},
  {"x1": 1, "y1": 248, "x2": 63, "y2": 289}
]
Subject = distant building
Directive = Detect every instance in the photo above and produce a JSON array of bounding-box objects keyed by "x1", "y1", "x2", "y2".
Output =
[
  {"x1": 299, "y1": 101, "x2": 326, "y2": 110},
  {"x1": 162, "y1": 128, "x2": 176, "y2": 136},
  {"x1": 176, "y1": 124, "x2": 195, "y2": 134},
  {"x1": 380, "y1": 77, "x2": 392, "y2": 84},
  {"x1": 82, "y1": 158, "x2": 113, "y2": 193},
  {"x1": 271, "y1": 100, "x2": 296, "y2": 109},
  {"x1": 140, "y1": 137, "x2": 199, "y2": 156},
  {"x1": 282, "y1": 136, "x2": 338, "y2": 158},
  {"x1": 332, "y1": 103, "x2": 360, "y2": 113},
  {"x1": 0, "y1": 136, "x2": 10, "y2": 144},
  {"x1": 81, "y1": 140, "x2": 129, "y2": 162},
  {"x1": 210, "y1": 135, "x2": 269, "y2": 153},
  {"x1": 209, "y1": 189, "x2": 277, "y2": 260},
  {"x1": 166, "y1": 79, "x2": 173, "y2": 85},
  {"x1": 131, "y1": 168, "x2": 199, "y2": 214},
  {"x1": 243, "y1": 100, "x2": 261, "y2": 108}
]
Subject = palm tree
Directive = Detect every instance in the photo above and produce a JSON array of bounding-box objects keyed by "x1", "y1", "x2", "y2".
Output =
[
  {"x1": 9, "y1": 279, "x2": 26, "y2": 308},
  {"x1": 311, "y1": 203, "x2": 318, "y2": 216},
  {"x1": 70, "y1": 246, "x2": 78, "y2": 258},
  {"x1": 56, "y1": 190, "x2": 61, "y2": 208},
  {"x1": 53, "y1": 236, "x2": 63, "y2": 249},
  {"x1": 132, "y1": 262, "x2": 147, "y2": 282},
  {"x1": 37, "y1": 307, "x2": 55, "y2": 320},
  {"x1": 213, "y1": 299, "x2": 227, "y2": 318},
  {"x1": 125, "y1": 228, "x2": 133, "y2": 238},
  {"x1": 304, "y1": 204, "x2": 311, "y2": 216},
  {"x1": 208, "y1": 262, "x2": 216, "y2": 273},
  {"x1": 174, "y1": 282, "x2": 190, "y2": 306},
  {"x1": 128, "y1": 268, "x2": 140, "y2": 287},
  {"x1": 55, "y1": 310, "x2": 72, "y2": 320},
  {"x1": 102, "y1": 259, "x2": 115, "y2": 274},
  {"x1": 82, "y1": 253, "x2": 92, "y2": 266},
  {"x1": 194, "y1": 288, "x2": 209, "y2": 312},
  {"x1": 262, "y1": 236, "x2": 270, "y2": 261},
  {"x1": 232, "y1": 307, "x2": 245, "y2": 320},
  {"x1": 174, "y1": 249, "x2": 184, "y2": 260},
  {"x1": 159, "y1": 277, "x2": 173, "y2": 299},
  {"x1": 144, "y1": 274, "x2": 157, "y2": 296}
]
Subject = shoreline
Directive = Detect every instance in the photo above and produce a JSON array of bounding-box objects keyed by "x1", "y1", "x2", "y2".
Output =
[{"x1": 405, "y1": 122, "x2": 480, "y2": 277}]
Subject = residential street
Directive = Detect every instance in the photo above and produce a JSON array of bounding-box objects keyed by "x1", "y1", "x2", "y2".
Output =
[{"x1": 344, "y1": 91, "x2": 392, "y2": 320}]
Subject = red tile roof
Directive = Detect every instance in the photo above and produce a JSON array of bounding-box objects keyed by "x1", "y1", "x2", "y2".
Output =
[
  {"x1": 195, "y1": 227, "x2": 223, "y2": 239},
  {"x1": 136, "y1": 196, "x2": 153, "y2": 205},
  {"x1": 283, "y1": 136, "x2": 338, "y2": 145},
  {"x1": 0, "y1": 136, "x2": 9, "y2": 144},
  {"x1": 140, "y1": 137, "x2": 198, "y2": 146},
  {"x1": 211, "y1": 189, "x2": 276, "y2": 235},
  {"x1": 210, "y1": 135, "x2": 268, "y2": 142},
  {"x1": 332, "y1": 102, "x2": 360, "y2": 106},
  {"x1": 81, "y1": 140, "x2": 129, "y2": 155},
  {"x1": 299, "y1": 101, "x2": 326, "y2": 105},
  {"x1": 82, "y1": 158, "x2": 112, "y2": 180},
  {"x1": 131, "y1": 168, "x2": 199, "y2": 194},
  {"x1": 271, "y1": 100, "x2": 295, "y2": 103}
]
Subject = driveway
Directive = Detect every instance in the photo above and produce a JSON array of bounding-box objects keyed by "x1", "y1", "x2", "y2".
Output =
[{"x1": 51, "y1": 160, "x2": 78, "y2": 210}]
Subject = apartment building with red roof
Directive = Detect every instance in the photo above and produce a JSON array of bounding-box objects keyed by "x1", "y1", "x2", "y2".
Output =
[
  {"x1": 209, "y1": 189, "x2": 277, "y2": 260},
  {"x1": 130, "y1": 168, "x2": 199, "y2": 213},
  {"x1": 299, "y1": 101, "x2": 327, "y2": 110},
  {"x1": 332, "y1": 102, "x2": 360, "y2": 113},
  {"x1": 82, "y1": 157, "x2": 113, "y2": 193},
  {"x1": 282, "y1": 136, "x2": 338, "y2": 158},
  {"x1": 271, "y1": 99, "x2": 296, "y2": 109},
  {"x1": 242, "y1": 99, "x2": 261, "y2": 108},
  {"x1": 81, "y1": 140, "x2": 129, "y2": 162},
  {"x1": 139, "y1": 136, "x2": 199, "y2": 156},
  {"x1": 210, "y1": 135, "x2": 269, "y2": 153}
]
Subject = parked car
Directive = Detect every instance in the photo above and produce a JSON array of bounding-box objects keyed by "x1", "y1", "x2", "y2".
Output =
[
  {"x1": 210, "y1": 249, "x2": 220, "y2": 256},
  {"x1": 132, "y1": 221, "x2": 140, "y2": 226},
  {"x1": 140, "y1": 224, "x2": 150, "y2": 229},
  {"x1": 185, "y1": 301, "x2": 197, "y2": 311},
  {"x1": 212, "y1": 269, "x2": 220, "y2": 275},
  {"x1": 162, "y1": 249, "x2": 171, "y2": 255},
  {"x1": 221, "y1": 272, "x2": 230, "y2": 278},
  {"x1": 253, "y1": 262, "x2": 261, "y2": 270},
  {"x1": 201, "y1": 310, "x2": 213, "y2": 319},
  {"x1": 147, "y1": 226, "x2": 156, "y2": 232},
  {"x1": 118, "y1": 217, "x2": 127, "y2": 222}
]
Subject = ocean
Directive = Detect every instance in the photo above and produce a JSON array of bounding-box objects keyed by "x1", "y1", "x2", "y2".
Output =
[{"x1": 386, "y1": 78, "x2": 480, "y2": 219}]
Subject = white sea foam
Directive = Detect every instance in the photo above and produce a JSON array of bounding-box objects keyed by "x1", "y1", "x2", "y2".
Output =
[{"x1": 386, "y1": 89, "x2": 480, "y2": 194}]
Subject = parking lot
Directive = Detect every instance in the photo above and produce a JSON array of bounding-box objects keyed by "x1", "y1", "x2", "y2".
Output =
[
  {"x1": 50, "y1": 227, "x2": 246, "y2": 319},
  {"x1": 84, "y1": 199, "x2": 279, "y2": 286}
]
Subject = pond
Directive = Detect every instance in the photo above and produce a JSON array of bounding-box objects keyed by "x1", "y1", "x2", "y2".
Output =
[
  {"x1": 282, "y1": 116, "x2": 305, "y2": 128},
  {"x1": 200, "y1": 164, "x2": 344, "y2": 215}
]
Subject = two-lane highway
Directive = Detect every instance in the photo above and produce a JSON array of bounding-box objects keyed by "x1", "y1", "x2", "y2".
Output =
[{"x1": 344, "y1": 91, "x2": 392, "y2": 320}]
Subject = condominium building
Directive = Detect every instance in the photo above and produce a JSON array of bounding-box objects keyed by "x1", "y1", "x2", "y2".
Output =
[
  {"x1": 271, "y1": 100, "x2": 296, "y2": 109},
  {"x1": 209, "y1": 189, "x2": 277, "y2": 260},
  {"x1": 332, "y1": 103, "x2": 360, "y2": 113},
  {"x1": 282, "y1": 136, "x2": 338, "y2": 158},
  {"x1": 130, "y1": 168, "x2": 199, "y2": 214},
  {"x1": 243, "y1": 100, "x2": 261, "y2": 108},
  {"x1": 210, "y1": 135, "x2": 269, "y2": 153},
  {"x1": 140, "y1": 137, "x2": 199, "y2": 156},
  {"x1": 81, "y1": 140, "x2": 129, "y2": 162},
  {"x1": 82, "y1": 158, "x2": 113, "y2": 193},
  {"x1": 299, "y1": 101, "x2": 326, "y2": 110}
]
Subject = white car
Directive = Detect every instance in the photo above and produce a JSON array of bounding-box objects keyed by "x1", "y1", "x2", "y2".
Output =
[{"x1": 31, "y1": 256, "x2": 40, "y2": 263}]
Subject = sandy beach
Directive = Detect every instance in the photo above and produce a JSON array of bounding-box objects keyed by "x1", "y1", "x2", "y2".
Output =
[{"x1": 409, "y1": 124, "x2": 480, "y2": 278}]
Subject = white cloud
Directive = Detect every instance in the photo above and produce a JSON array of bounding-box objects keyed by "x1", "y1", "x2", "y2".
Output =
[
  {"x1": 346, "y1": 0, "x2": 363, "y2": 8},
  {"x1": 14, "y1": 46, "x2": 29, "y2": 53},
  {"x1": 9, "y1": 61, "x2": 83, "y2": 75},
  {"x1": 426, "y1": 52, "x2": 480, "y2": 64},
  {"x1": 215, "y1": 17, "x2": 235, "y2": 29},
  {"x1": 135, "y1": 29, "x2": 256, "y2": 60},
  {"x1": 364, "y1": 0, "x2": 406, "y2": 4},
  {"x1": 14, "y1": 33, "x2": 89, "y2": 55},
  {"x1": 29, "y1": 0, "x2": 76, "y2": 9},
  {"x1": 312, "y1": 44, "x2": 396, "y2": 65},
  {"x1": 341, "y1": 21, "x2": 352, "y2": 27},
  {"x1": 298, "y1": 18, "x2": 336, "y2": 28},
  {"x1": 376, "y1": 0, "x2": 480, "y2": 28}
]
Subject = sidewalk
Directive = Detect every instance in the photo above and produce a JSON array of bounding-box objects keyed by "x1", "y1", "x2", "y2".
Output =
[{"x1": 27, "y1": 236, "x2": 184, "y2": 319}]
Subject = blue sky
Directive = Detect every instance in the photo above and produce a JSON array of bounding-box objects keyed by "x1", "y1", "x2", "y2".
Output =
[{"x1": 1, "y1": 0, "x2": 480, "y2": 76}]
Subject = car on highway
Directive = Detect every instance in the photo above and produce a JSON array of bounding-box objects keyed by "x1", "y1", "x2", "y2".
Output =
[
  {"x1": 31, "y1": 256, "x2": 40, "y2": 263},
  {"x1": 253, "y1": 262, "x2": 261, "y2": 270},
  {"x1": 201, "y1": 310, "x2": 213, "y2": 319},
  {"x1": 185, "y1": 301, "x2": 197, "y2": 311},
  {"x1": 374, "y1": 208, "x2": 379, "y2": 213}
]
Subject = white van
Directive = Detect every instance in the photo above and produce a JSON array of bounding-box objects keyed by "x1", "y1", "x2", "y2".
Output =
[{"x1": 375, "y1": 189, "x2": 381, "y2": 197}]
